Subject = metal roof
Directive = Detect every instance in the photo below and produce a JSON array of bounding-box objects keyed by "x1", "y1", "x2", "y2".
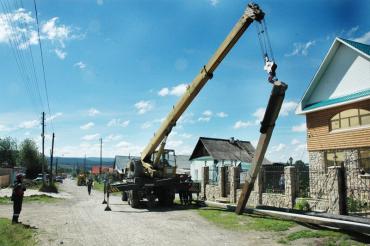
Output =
[
  {"x1": 189, "y1": 137, "x2": 271, "y2": 164},
  {"x1": 304, "y1": 88, "x2": 370, "y2": 111},
  {"x1": 113, "y1": 155, "x2": 130, "y2": 173},
  {"x1": 339, "y1": 38, "x2": 370, "y2": 56}
]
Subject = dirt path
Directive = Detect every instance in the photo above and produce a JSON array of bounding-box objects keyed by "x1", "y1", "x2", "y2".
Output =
[{"x1": 0, "y1": 179, "x2": 279, "y2": 246}]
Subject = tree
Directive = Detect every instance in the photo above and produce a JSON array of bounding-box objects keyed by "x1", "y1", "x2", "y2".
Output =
[
  {"x1": 19, "y1": 139, "x2": 45, "y2": 179},
  {"x1": 0, "y1": 137, "x2": 18, "y2": 167}
]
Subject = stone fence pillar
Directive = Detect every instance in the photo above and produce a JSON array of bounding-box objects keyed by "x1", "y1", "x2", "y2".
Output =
[
  {"x1": 201, "y1": 166, "x2": 209, "y2": 200},
  {"x1": 229, "y1": 166, "x2": 240, "y2": 203},
  {"x1": 284, "y1": 166, "x2": 297, "y2": 208},
  {"x1": 327, "y1": 166, "x2": 346, "y2": 215}
]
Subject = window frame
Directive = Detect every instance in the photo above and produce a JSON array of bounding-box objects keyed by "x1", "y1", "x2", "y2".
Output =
[{"x1": 329, "y1": 108, "x2": 370, "y2": 131}]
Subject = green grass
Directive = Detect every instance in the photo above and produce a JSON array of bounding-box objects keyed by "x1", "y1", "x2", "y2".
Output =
[
  {"x1": 0, "y1": 195, "x2": 62, "y2": 205},
  {"x1": 197, "y1": 207, "x2": 295, "y2": 232},
  {"x1": 0, "y1": 218, "x2": 37, "y2": 246},
  {"x1": 278, "y1": 229, "x2": 365, "y2": 245},
  {"x1": 93, "y1": 182, "x2": 121, "y2": 196}
]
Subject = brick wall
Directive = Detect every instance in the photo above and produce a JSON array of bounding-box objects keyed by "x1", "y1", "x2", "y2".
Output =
[{"x1": 306, "y1": 99, "x2": 370, "y2": 151}]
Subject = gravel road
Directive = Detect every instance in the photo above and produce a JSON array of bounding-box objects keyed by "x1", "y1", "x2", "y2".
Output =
[{"x1": 0, "y1": 179, "x2": 279, "y2": 246}]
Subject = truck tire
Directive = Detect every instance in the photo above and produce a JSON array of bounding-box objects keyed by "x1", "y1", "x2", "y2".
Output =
[
  {"x1": 127, "y1": 160, "x2": 144, "y2": 178},
  {"x1": 128, "y1": 190, "x2": 140, "y2": 208},
  {"x1": 122, "y1": 191, "x2": 128, "y2": 201},
  {"x1": 147, "y1": 194, "x2": 156, "y2": 208}
]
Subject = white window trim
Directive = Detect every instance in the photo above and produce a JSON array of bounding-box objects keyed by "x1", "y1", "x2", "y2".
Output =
[{"x1": 330, "y1": 124, "x2": 370, "y2": 134}]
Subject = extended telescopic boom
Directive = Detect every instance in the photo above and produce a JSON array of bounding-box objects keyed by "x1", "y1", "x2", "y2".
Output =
[{"x1": 141, "y1": 3, "x2": 265, "y2": 164}]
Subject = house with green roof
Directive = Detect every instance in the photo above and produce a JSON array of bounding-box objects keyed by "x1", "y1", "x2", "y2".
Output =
[{"x1": 296, "y1": 37, "x2": 370, "y2": 208}]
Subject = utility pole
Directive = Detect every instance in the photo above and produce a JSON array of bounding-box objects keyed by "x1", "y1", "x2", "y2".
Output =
[
  {"x1": 49, "y1": 132, "x2": 55, "y2": 184},
  {"x1": 41, "y1": 112, "x2": 45, "y2": 185},
  {"x1": 55, "y1": 158, "x2": 58, "y2": 177},
  {"x1": 100, "y1": 138, "x2": 103, "y2": 175},
  {"x1": 84, "y1": 155, "x2": 86, "y2": 174}
]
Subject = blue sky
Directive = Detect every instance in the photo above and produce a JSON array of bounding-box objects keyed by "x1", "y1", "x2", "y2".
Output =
[{"x1": 0, "y1": 0, "x2": 369, "y2": 162}]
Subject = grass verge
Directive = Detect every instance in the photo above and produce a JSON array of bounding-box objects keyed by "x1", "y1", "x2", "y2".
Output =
[
  {"x1": 197, "y1": 207, "x2": 295, "y2": 232},
  {"x1": 0, "y1": 195, "x2": 62, "y2": 205},
  {"x1": 278, "y1": 229, "x2": 366, "y2": 245},
  {"x1": 93, "y1": 182, "x2": 121, "y2": 196},
  {"x1": 0, "y1": 218, "x2": 37, "y2": 246}
]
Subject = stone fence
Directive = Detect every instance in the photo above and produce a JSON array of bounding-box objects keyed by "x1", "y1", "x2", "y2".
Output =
[{"x1": 200, "y1": 165, "x2": 346, "y2": 214}]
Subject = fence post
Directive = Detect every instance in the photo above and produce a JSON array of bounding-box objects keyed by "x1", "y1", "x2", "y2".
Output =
[
  {"x1": 229, "y1": 166, "x2": 240, "y2": 203},
  {"x1": 201, "y1": 166, "x2": 209, "y2": 200},
  {"x1": 327, "y1": 166, "x2": 346, "y2": 215},
  {"x1": 284, "y1": 166, "x2": 297, "y2": 208},
  {"x1": 219, "y1": 166, "x2": 226, "y2": 197}
]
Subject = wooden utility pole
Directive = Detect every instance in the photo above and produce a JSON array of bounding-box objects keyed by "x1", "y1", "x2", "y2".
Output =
[
  {"x1": 41, "y1": 112, "x2": 45, "y2": 185},
  {"x1": 235, "y1": 82, "x2": 287, "y2": 214},
  {"x1": 100, "y1": 138, "x2": 103, "y2": 175},
  {"x1": 49, "y1": 132, "x2": 55, "y2": 184}
]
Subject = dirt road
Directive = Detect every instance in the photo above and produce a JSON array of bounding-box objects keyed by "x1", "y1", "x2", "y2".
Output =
[{"x1": 0, "y1": 179, "x2": 278, "y2": 246}]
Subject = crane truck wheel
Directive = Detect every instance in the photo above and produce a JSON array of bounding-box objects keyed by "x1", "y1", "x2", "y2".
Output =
[
  {"x1": 127, "y1": 159, "x2": 144, "y2": 178},
  {"x1": 128, "y1": 190, "x2": 140, "y2": 208}
]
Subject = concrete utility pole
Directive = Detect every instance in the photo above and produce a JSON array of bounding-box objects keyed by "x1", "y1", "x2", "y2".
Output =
[
  {"x1": 100, "y1": 138, "x2": 103, "y2": 175},
  {"x1": 49, "y1": 132, "x2": 55, "y2": 184},
  {"x1": 41, "y1": 112, "x2": 45, "y2": 185}
]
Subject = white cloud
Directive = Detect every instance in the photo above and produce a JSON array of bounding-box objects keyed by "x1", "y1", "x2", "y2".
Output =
[
  {"x1": 202, "y1": 110, "x2": 213, "y2": 117},
  {"x1": 46, "y1": 112, "x2": 63, "y2": 122},
  {"x1": 294, "y1": 143, "x2": 307, "y2": 152},
  {"x1": 81, "y1": 133, "x2": 100, "y2": 141},
  {"x1": 253, "y1": 108, "x2": 265, "y2": 124},
  {"x1": 280, "y1": 101, "x2": 298, "y2": 116},
  {"x1": 158, "y1": 83, "x2": 188, "y2": 97},
  {"x1": 74, "y1": 61, "x2": 86, "y2": 69},
  {"x1": 88, "y1": 108, "x2": 100, "y2": 116},
  {"x1": 141, "y1": 122, "x2": 152, "y2": 129},
  {"x1": 198, "y1": 117, "x2": 211, "y2": 122},
  {"x1": 345, "y1": 26, "x2": 359, "y2": 37},
  {"x1": 216, "y1": 112, "x2": 228, "y2": 118},
  {"x1": 292, "y1": 123, "x2": 306, "y2": 132},
  {"x1": 97, "y1": 0, "x2": 104, "y2": 5},
  {"x1": 180, "y1": 133, "x2": 192, "y2": 139},
  {"x1": 209, "y1": 0, "x2": 219, "y2": 6},
  {"x1": 105, "y1": 134, "x2": 122, "y2": 142},
  {"x1": 42, "y1": 17, "x2": 70, "y2": 45},
  {"x1": 233, "y1": 120, "x2": 252, "y2": 129},
  {"x1": 285, "y1": 40, "x2": 316, "y2": 57},
  {"x1": 54, "y1": 49, "x2": 66, "y2": 60},
  {"x1": 80, "y1": 122, "x2": 94, "y2": 130},
  {"x1": 291, "y1": 139, "x2": 300, "y2": 145},
  {"x1": 0, "y1": 124, "x2": 12, "y2": 132},
  {"x1": 271, "y1": 143, "x2": 286, "y2": 152},
  {"x1": 134, "y1": 100, "x2": 153, "y2": 114},
  {"x1": 354, "y1": 31, "x2": 370, "y2": 44},
  {"x1": 18, "y1": 119, "x2": 39, "y2": 129},
  {"x1": 107, "y1": 119, "x2": 130, "y2": 128}
]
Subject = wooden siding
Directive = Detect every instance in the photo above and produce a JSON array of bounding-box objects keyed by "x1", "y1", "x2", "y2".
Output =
[{"x1": 306, "y1": 99, "x2": 370, "y2": 151}]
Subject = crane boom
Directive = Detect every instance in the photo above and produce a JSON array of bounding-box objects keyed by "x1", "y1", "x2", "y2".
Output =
[{"x1": 141, "y1": 3, "x2": 265, "y2": 163}]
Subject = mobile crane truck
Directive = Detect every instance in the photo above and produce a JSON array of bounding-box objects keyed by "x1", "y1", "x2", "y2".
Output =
[{"x1": 104, "y1": 2, "x2": 287, "y2": 210}]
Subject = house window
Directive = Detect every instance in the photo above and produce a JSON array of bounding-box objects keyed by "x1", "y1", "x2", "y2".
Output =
[
  {"x1": 325, "y1": 150, "x2": 345, "y2": 171},
  {"x1": 330, "y1": 108, "x2": 370, "y2": 131},
  {"x1": 359, "y1": 149, "x2": 370, "y2": 174}
]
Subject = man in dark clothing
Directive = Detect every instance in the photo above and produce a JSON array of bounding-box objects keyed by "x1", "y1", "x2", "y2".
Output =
[
  {"x1": 11, "y1": 173, "x2": 26, "y2": 224},
  {"x1": 87, "y1": 178, "x2": 93, "y2": 195}
]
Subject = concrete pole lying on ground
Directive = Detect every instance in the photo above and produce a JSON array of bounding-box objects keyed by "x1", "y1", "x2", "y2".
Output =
[
  {"x1": 236, "y1": 81, "x2": 287, "y2": 214},
  {"x1": 104, "y1": 183, "x2": 111, "y2": 211},
  {"x1": 102, "y1": 180, "x2": 107, "y2": 204}
]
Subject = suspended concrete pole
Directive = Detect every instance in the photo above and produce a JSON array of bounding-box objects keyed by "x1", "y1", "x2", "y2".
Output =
[{"x1": 236, "y1": 81, "x2": 287, "y2": 214}]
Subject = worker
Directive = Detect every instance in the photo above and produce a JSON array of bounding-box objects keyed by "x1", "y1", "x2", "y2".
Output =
[
  {"x1": 178, "y1": 175, "x2": 186, "y2": 205},
  {"x1": 87, "y1": 177, "x2": 94, "y2": 195},
  {"x1": 263, "y1": 55, "x2": 277, "y2": 84},
  {"x1": 185, "y1": 176, "x2": 193, "y2": 205},
  {"x1": 11, "y1": 173, "x2": 26, "y2": 224}
]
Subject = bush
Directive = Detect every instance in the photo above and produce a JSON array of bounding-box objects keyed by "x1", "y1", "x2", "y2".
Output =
[
  {"x1": 294, "y1": 199, "x2": 310, "y2": 211},
  {"x1": 39, "y1": 183, "x2": 58, "y2": 193}
]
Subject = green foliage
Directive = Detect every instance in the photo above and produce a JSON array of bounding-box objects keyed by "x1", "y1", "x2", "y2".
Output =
[
  {"x1": 277, "y1": 229, "x2": 363, "y2": 246},
  {"x1": 197, "y1": 208, "x2": 294, "y2": 232},
  {"x1": 0, "y1": 195, "x2": 61, "y2": 204},
  {"x1": 0, "y1": 137, "x2": 18, "y2": 168},
  {"x1": 347, "y1": 196, "x2": 369, "y2": 213},
  {"x1": 18, "y1": 139, "x2": 45, "y2": 179},
  {"x1": 39, "y1": 183, "x2": 58, "y2": 193},
  {"x1": 0, "y1": 218, "x2": 36, "y2": 246},
  {"x1": 294, "y1": 199, "x2": 310, "y2": 211}
]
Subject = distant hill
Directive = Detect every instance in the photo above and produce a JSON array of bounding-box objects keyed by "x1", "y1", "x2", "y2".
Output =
[{"x1": 48, "y1": 157, "x2": 114, "y2": 170}]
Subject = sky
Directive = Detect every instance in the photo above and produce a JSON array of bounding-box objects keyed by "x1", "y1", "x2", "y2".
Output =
[{"x1": 0, "y1": 0, "x2": 369, "y2": 162}]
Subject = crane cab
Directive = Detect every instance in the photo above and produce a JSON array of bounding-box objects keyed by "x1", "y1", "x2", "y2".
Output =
[{"x1": 150, "y1": 149, "x2": 177, "y2": 178}]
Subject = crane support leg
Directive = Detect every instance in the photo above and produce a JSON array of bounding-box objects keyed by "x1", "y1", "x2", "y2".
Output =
[{"x1": 235, "y1": 81, "x2": 287, "y2": 215}]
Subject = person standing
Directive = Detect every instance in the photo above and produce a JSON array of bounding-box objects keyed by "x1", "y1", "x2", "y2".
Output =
[
  {"x1": 11, "y1": 173, "x2": 26, "y2": 224},
  {"x1": 87, "y1": 177, "x2": 94, "y2": 195}
]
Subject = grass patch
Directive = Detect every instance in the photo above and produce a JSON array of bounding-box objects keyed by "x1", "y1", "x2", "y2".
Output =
[
  {"x1": 0, "y1": 195, "x2": 61, "y2": 205},
  {"x1": 197, "y1": 207, "x2": 294, "y2": 232},
  {"x1": 278, "y1": 229, "x2": 365, "y2": 245},
  {"x1": 0, "y1": 218, "x2": 37, "y2": 246},
  {"x1": 93, "y1": 182, "x2": 121, "y2": 196}
]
